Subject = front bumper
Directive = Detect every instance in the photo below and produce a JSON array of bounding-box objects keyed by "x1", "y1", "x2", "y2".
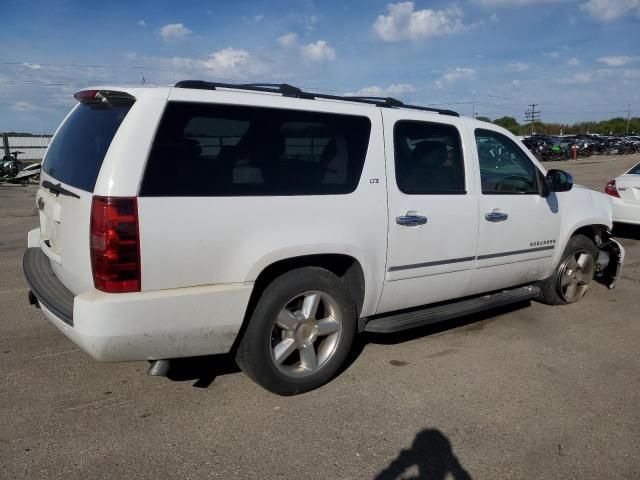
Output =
[
  {"x1": 23, "y1": 247, "x2": 253, "y2": 361},
  {"x1": 595, "y1": 232, "x2": 625, "y2": 289}
]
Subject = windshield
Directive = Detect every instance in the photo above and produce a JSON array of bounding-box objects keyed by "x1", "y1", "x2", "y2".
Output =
[{"x1": 43, "y1": 102, "x2": 132, "y2": 192}]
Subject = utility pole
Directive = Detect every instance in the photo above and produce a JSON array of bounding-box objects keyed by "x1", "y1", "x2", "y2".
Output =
[
  {"x1": 626, "y1": 104, "x2": 631, "y2": 134},
  {"x1": 524, "y1": 104, "x2": 540, "y2": 136}
]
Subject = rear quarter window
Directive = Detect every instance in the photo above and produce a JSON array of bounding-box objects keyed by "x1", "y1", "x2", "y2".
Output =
[
  {"x1": 140, "y1": 102, "x2": 372, "y2": 196},
  {"x1": 43, "y1": 103, "x2": 132, "y2": 192}
]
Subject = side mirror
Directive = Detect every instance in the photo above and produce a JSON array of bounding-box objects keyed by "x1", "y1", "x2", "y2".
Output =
[{"x1": 546, "y1": 169, "x2": 573, "y2": 193}]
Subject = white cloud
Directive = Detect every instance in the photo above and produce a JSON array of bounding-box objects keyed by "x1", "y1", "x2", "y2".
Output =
[
  {"x1": 473, "y1": 0, "x2": 565, "y2": 4},
  {"x1": 489, "y1": 13, "x2": 499, "y2": 22},
  {"x1": 567, "y1": 57, "x2": 581, "y2": 66},
  {"x1": 580, "y1": 0, "x2": 640, "y2": 21},
  {"x1": 301, "y1": 41, "x2": 336, "y2": 61},
  {"x1": 559, "y1": 72, "x2": 593, "y2": 84},
  {"x1": 511, "y1": 79, "x2": 521, "y2": 87},
  {"x1": 507, "y1": 62, "x2": 529, "y2": 72},
  {"x1": 160, "y1": 23, "x2": 192, "y2": 41},
  {"x1": 253, "y1": 14, "x2": 264, "y2": 22},
  {"x1": 137, "y1": 20, "x2": 146, "y2": 27},
  {"x1": 22, "y1": 62, "x2": 41, "y2": 70},
  {"x1": 203, "y1": 48, "x2": 250, "y2": 73},
  {"x1": 12, "y1": 101, "x2": 38, "y2": 112},
  {"x1": 435, "y1": 67, "x2": 476, "y2": 88},
  {"x1": 125, "y1": 52, "x2": 137, "y2": 60},
  {"x1": 544, "y1": 51, "x2": 560, "y2": 58},
  {"x1": 150, "y1": 47, "x2": 257, "y2": 80},
  {"x1": 344, "y1": 83, "x2": 417, "y2": 96},
  {"x1": 285, "y1": 13, "x2": 321, "y2": 31},
  {"x1": 597, "y1": 55, "x2": 638, "y2": 66},
  {"x1": 278, "y1": 32, "x2": 299, "y2": 47},
  {"x1": 373, "y1": 2, "x2": 468, "y2": 42},
  {"x1": 277, "y1": 33, "x2": 336, "y2": 62}
]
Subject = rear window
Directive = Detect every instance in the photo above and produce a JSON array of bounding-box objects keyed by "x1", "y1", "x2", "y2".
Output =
[
  {"x1": 43, "y1": 103, "x2": 132, "y2": 192},
  {"x1": 629, "y1": 163, "x2": 640, "y2": 175},
  {"x1": 140, "y1": 102, "x2": 371, "y2": 196}
]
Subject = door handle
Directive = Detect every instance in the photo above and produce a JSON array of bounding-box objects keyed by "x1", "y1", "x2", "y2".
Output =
[
  {"x1": 396, "y1": 213, "x2": 428, "y2": 227},
  {"x1": 485, "y1": 210, "x2": 509, "y2": 222}
]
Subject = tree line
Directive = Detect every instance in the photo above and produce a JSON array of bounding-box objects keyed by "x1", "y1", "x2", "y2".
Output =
[{"x1": 475, "y1": 116, "x2": 640, "y2": 136}]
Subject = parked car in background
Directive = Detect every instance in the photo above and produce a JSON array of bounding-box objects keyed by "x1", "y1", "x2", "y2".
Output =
[
  {"x1": 522, "y1": 134, "x2": 640, "y2": 160},
  {"x1": 23, "y1": 82, "x2": 625, "y2": 395},
  {"x1": 605, "y1": 162, "x2": 640, "y2": 226}
]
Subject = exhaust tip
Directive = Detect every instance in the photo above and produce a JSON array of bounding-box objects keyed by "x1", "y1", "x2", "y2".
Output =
[{"x1": 148, "y1": 359, "x2": 171, "y2": 377}]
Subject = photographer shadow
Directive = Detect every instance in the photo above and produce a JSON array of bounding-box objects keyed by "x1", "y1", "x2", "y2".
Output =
[{"x1": 375, "y1": 428, "x2": 472, "y2": 480}]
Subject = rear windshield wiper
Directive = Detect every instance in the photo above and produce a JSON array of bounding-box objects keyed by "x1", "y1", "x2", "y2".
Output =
[{"x1": 42, "y1": 180, "x2": 80, "y2": 199}]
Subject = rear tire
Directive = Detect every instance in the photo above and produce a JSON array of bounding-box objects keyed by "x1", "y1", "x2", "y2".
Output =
[
  {"x1": 539, "y1": 234, "x2": 598, "y2": 305},
  {"x1": 235, "y1": 267, "x2": 356, "y2": 395}
]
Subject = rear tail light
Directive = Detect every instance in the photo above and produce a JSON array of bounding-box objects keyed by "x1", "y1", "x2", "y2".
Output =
[
  {"x1": 90, "y1": 196, "x2": 140, "y2": 293},
  {"x1": 604, "y1": 179, "x2": 619, "y2": 198}
]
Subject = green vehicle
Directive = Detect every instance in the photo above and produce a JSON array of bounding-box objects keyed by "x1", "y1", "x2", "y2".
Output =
[{"x1": 0, "y1": 151, "x2": 40, "y2": 184}]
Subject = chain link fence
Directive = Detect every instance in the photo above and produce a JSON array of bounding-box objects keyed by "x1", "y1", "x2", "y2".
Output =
[{"x1": 2, "y1": 133, "x2": 52, "y2": 163}]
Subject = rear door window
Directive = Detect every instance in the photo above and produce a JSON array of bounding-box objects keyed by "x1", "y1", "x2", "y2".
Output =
[
  {"x1": 43, "y1": 103, "x2": 132, "y2": 192},
  {"x1": 393, "y1": 120, "x2": 466, "y2": 194},
  {"x1": 140, "y1": 102, "x2": 371, "y2": 196}
]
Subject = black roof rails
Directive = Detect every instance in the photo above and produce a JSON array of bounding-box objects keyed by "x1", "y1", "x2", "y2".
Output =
[{"x1": 173, "y1": 80, "x2": 459, "y2": 117}]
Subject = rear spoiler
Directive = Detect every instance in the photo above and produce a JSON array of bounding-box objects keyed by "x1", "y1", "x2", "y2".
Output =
[{"x1": 74, "y1": 90, "x2": 135, "y2": 107}]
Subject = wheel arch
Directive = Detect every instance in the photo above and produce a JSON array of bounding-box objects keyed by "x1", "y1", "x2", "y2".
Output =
[
  {"x1": 231, "y1": 253, "x2": 367, "y2": 353},
  {"x1": 570, "y1": 224, "x2": 610, "y2": 243},
  {"x1": 551, "y1": 221, "x2": 611, "y2": 272}
]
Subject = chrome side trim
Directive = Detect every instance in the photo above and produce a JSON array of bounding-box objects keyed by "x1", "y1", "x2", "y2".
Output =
[
  {"x1": 388, "y1": 246, "x2": 555, "y2": 272},
  {"x1": 388, "y1": 256, "x2": 475, "y2": 272},
  {"x1": 476, "y1": 245, "x2": 555, "y2": 260}
]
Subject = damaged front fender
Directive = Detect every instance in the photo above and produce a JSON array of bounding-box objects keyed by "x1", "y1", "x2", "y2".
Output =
[{"x1": 594, "y1": 230, "x2": 625, "y2": 289}]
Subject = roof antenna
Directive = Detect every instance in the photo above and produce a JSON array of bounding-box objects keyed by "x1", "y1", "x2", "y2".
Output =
[{"x1": 141, "y1": 69, "x2": 146, "y2": 85}]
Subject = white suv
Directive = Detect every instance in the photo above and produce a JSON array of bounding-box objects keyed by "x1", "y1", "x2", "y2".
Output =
[{"x1": 24, "y1": 81, "x2": 624, "y2": 395}]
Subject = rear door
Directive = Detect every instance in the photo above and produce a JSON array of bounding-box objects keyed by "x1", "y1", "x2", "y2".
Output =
[
  {"x1": 378, "y1": 111, "x2": 479, "y2": 314},
  {"x1": 616, "y1": 163, "x2": 640, "y2": 204},
  {"x1": 37, "y1": 96, "x2": 134, "y2": 294}
]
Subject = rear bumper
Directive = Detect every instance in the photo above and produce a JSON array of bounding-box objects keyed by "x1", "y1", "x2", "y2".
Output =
[
  {"x1": 23, "y1": 247, "x2": 253, "y2": 361},
  {"x1": 611, "y1": 197, "x2": 640, "y2": 225},
  {"x1": 23, "y1": 247, "x2": 74, "y2": 326}
]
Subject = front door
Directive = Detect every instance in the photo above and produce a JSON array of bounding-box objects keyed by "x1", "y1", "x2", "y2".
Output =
[
  {"x1": 378, "y1": 112, "x2": 479, "y2": 314},
  {"x1": 467, "y1": 127, "x2": 561, "y2": 295}
]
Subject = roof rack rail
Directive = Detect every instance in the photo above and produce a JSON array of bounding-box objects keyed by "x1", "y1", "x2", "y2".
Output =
[{"x1": 173, "y1": 80, "x2": 459, "y2": 117}]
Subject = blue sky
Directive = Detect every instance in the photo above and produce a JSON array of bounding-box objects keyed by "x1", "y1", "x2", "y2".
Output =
[{"x1": 1, "y1": 0, "x2": 639, "y2": 132}]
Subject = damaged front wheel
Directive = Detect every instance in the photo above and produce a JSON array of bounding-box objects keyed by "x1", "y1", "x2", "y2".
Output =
[{"x1": 540, "y1": 234, "x2": 598, "y2": 305}]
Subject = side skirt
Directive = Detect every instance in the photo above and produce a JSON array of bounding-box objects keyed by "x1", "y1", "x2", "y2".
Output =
[{"x1": 363, "y1": 285, "x2": 540, "y2": 334}]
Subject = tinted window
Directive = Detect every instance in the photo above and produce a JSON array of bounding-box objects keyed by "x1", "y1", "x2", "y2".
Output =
[
  {"x1": 394, "y1": 121, "x2": 465, "y2": 194},
  {"x1": 629, "y1": 163, "x2": 640, "y2": 175},
  {"x1": 140, "y1": 102, "x2": 371, "y2": 196},
  {"x1": 43, "y1": 103, "x2": 132, "y2": 192},
  {"x1": 475, "y1": 129, "x2": 539, "y2": 194}
]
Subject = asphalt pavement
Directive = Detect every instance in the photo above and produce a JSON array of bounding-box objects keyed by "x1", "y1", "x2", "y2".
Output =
[{"x1": 1, "y1": 154, "x2": 639, "y2": 479}]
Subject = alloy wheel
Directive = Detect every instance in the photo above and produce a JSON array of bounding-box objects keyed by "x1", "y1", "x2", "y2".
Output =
[
  {"x1": 270, "y1": 290, "x2": 342, "y2": 378},
  {"x1": 557, "y1": 250, "x2": 596, "y2": 303}
]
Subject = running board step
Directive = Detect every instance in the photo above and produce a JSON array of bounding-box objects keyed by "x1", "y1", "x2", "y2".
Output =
[{"x1": 364, "y1": 285, "x2": 540, "y2": 334}]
